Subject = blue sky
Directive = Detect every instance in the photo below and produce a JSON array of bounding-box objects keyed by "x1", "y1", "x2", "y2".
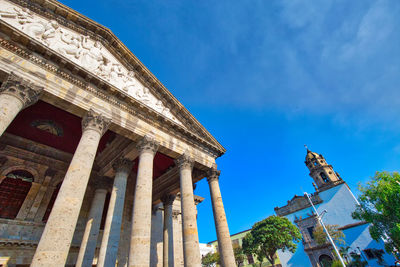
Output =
[{"x1": 60, "y1": 0, "x2": 400, "y2": 242}]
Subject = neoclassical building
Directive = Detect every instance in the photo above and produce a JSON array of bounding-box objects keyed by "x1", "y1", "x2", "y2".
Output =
[{"x1": 0, "y1": 0, "x2": 236, "y2": 266}]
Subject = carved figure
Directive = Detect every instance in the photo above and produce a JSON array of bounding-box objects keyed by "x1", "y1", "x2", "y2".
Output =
[
  {"x1": 122, "y1": 71, "x2": 139, "y2": 94},
  {"x1": 154, "y1": 100, "x2": 165, "y2": 113},
  {"x1": 136, "y1": 87, "x2": 152, "y2": 105},
  {"x1": 0, "y1": 7, "x2": 34, "y2": 26},
  {"x1": 16, "y1": 7, "x2": 33, "y2": 25},
  {"x1": 81, "y1": 38, "x2": 107, "y2": 71},
  {"x1": 58, "y1": 31, "x2": 82, "y2": 59},
  {"x1": 96, "y1": 60, "x2": 112, "y2": 80},
  {"x1": 109, "y1": 63, "x2": 124, "y2": 84},
  {"x1": 25, "y1": 20, "x2": 59, "y2": 45}
]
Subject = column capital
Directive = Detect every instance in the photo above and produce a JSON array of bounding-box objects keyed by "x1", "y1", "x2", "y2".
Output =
[
  {"x1": 0, "y1": 72, "x2": 43, "y2": 108},
  {"x1": 82, "y1": 109, "x2": 111, "y2": 135},
  {"x1": 161, "y1": 194, "x2": 176, "y2": 206},
  {"x1": 112, "y1": 157, "x2": 134, "y2": 174},
  {"x1": 136, "y1": 135, "x2": 159, "y2": 155},
  {"x1": 175, "y1": 152, "x2": 194, "y2": 170},
  {"x1": 91, "y1": 176, "x2": 112, "y2": 192},
  {"x1": 207, "y1": 168, "x2": 221, "y2": 183}
]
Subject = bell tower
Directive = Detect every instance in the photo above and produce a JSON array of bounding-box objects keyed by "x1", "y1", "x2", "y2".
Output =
[{"x1": 304, "y1": 146, "x2": 341, "y2": 189}]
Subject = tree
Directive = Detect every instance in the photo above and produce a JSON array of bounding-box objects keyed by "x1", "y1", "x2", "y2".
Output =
[
  {"x1": 242, "y1": 232, "x2": 264, "y2": 267},
  {"x1": 201, "y1": 252, "x2": 219, "y2": 267},
  {"x1": 234, "y1": 247, "x2": 245, "y2": 267},
  {"x1": 352, "y1": 171, "x2": 400, "y2": 256},
  {"x1": 348, "y1": 252, "x2": 367, "y2": 267},
  {"x1": 242, "y1": 215, "x2": 302, "y2": 267},
  {"x1": 313, "y1": 224, "x2": 345, "y2": 246}
]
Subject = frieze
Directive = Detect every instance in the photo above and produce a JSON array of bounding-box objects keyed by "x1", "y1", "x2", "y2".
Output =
[
  {"x1": 0, "y1": 38, "x2": 221, "y2": 160},
  {"x1": 0, "y1": 0, "x2": 182, "y2": 124},
  {"x1": 0, "y1": 0, "x2": 226, "y2": 158}
]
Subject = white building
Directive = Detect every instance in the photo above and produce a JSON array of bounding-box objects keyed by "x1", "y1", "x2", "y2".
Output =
[{"x1": 274, "y1": 148, "x2": 396, "y2": 267}]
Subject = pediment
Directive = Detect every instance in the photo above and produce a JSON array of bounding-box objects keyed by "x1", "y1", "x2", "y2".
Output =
[
  {"x1": 0, "y1": 0, "x2": 183, "y2": 125},
  {"x1": 0, "y1": 0, "x2": 226, "y2": 156}
]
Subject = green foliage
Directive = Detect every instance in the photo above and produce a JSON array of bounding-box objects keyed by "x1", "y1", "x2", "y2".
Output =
[
  {"x1": 348, "y1": 252, "x2": 367, "y2": 267},
  {"x1": 352, "y1": 171, "x2": 400, "y2": 255},
  {"x1": 313, "y1": 224, "x2": 345, "y2": 246},
  {"x1": 242, "y1": 215, "x2": 302, "y2": 266},
  {"x1": 201, "y1": 251, "x2": 220, "y2": 267},
  {"x1": 234, "y1": 247, "x2": 245, "y2": 267},
  {"x1": 331, "y1": 260, "x2": 343, "y2": 267},
  {"x1": 339, "y1": 246, "x2": 351, "y2": 264}
]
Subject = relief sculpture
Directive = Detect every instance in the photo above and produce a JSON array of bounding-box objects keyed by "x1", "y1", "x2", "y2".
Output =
[{"x1": 0, "y1": 1, "x2": 182, "y2": 124}]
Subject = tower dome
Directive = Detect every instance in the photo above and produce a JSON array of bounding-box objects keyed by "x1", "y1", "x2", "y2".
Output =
[{"x1": 304, "y1": 146, "x2": 341, "y2": 190}]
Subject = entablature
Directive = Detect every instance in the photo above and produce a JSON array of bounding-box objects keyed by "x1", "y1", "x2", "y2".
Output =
[
  {"x1": 0, "y1": 0, "x2": 226, "y2": 159},
  {"x1": 0, "y1": 39, "x2": 218, "y2": 168}
]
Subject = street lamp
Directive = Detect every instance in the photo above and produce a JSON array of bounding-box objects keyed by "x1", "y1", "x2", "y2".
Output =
[{"x1": 304, "y1": 192, "x2": 347, "y2": 267}]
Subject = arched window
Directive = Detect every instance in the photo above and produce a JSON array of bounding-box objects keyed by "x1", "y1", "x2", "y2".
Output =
[
  {"x1": 0, "y1": 170, "x2": 33, "y2": 219},
  {"x1": 319, "y1": 254, "x2": 333, "y2": 267},
  {"x1": 320, "y1": 172, "x2": 329, "y2": 183}
]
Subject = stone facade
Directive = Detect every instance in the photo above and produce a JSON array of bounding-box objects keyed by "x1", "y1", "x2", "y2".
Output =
[{"x1": 0, "y1": 0, "x2": 236, "y2": 266}]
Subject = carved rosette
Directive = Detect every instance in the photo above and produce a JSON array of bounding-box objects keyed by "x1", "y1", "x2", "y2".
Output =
[
  {"x1": 81, "y1": 109, "x2": 111, "y2": 135},
  {"x1": 175, "y1": 152, "x2": 194, "y2": 171},
  {"x1": 0, "y1": 73, "x2": 43, "y2": 108},
  {"x1": 207, "y1": 168, "x2": 221, "y2": 183},
  {"x1": 161, "y1": 194, "x2": 176, "y2": 206},
  {"x1": 112, "y1": 157, "x2": 134, "y2": 174},
  {"x1": 136, "y1": 135, "x2": 159, "y2": 155}
]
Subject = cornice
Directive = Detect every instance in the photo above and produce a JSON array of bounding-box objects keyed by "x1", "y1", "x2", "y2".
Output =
[
  {"x1": 2, "y1": 0, "x2": 226, "y2": 156},
  {"x1": 0, "y1": 35, "x2": 221, "y2": 158}
]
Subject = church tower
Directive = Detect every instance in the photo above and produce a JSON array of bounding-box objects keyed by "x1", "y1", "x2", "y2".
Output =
[{"x1": 304, "y1": 147, "x2": 341, "y2": 190}]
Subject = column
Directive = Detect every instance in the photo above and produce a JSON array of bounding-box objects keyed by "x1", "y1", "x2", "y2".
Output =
[
  {"x1": 97, "y1": 158, "x2": 133, "y2": 267},
  {"x1": 0, "y1": 73, "x2": 42, "y2": 136},
  {"x1": 26, "y1": 176, "x2": 52, "y2": 220},
  {"x1": 116, "y1": 173, "x2": 135, "y2": 267},
  {"x1": 129, "y1": 135, "x2": 159, "y2": 267},
  {"x1": 176, "y1": 153, "x2": 201, "y2": 267},
  {"x1": 16, "y1": 182, "x2": 41, "y2": 220},
  {"x1": 34, "y1": 185, "x2": 55, "y2": 222},
  {"x1": 207, "y1": 168, "x2": 236, "y2": 267},
  {"x1": 161, "y1": 194, "x2": 176, "y2": 267},
  {"x1": 30, "y1": 109, "x2": 110, "y2": 267},
  {"x1": 75, "y1": 187, "x2": 108, "y2": 267}
]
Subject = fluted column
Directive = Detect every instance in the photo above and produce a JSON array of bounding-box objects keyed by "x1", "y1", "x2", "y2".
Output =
[
  {"x1": 75, "y1": 186, "x2": 108, "y2": 267},
  {"x1": 98, "y1": 158, "x2": 133, "y2": 267},
  {"x1": 176, "y1": 153, "x2": 201, "y2": 267},
  {"x1": 129, "y1": 135, "x2": 159, "y2": 267},
  {"x1": 30, "y1": 110, "x2": 110, "y2": 267},
  {"x1": 0, "y1": 73, "x2": 42, "y2": 136},
  {"x1": 207, "y1": 168, "x2": 236, "y2": 267},
  {"x1": 161, "y1": 194, "x2": 176, "y2": 267}
]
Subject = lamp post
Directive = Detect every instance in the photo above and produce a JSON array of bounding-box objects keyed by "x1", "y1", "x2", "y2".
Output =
[{"x1": 304, "y1": 192, "x2": 346, "y2": 267}]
